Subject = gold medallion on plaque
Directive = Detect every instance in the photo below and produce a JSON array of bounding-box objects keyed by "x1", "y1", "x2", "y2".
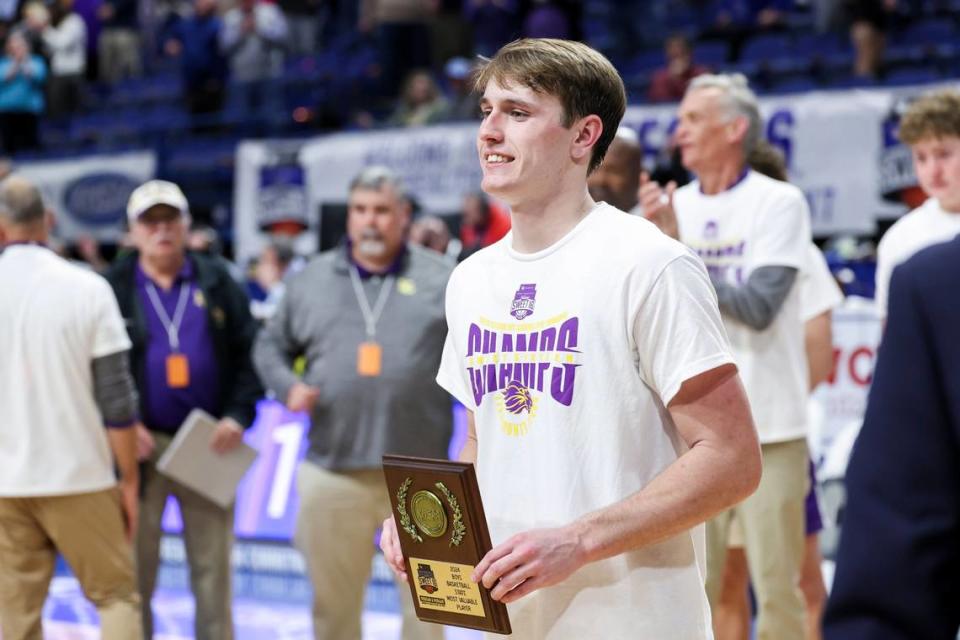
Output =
[{"x1": 411, "y1": 490, "x2": 448, "y2": 538}]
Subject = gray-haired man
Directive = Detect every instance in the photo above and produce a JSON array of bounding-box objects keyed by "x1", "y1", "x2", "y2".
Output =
[
  {"x1": 641, "y1": 73, "x2": 813, "y2": 640},
  {"x1": 253, "y1": 166, "x2": 451, "y2": 640}
]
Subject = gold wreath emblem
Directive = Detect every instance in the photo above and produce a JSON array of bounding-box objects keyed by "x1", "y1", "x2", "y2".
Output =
[
  {"x1": 395, "y1": 477, "x2": 422, "y2": 543},
  {"x1": 435, "y1": 482, "x2": 466, "y2": 547}
]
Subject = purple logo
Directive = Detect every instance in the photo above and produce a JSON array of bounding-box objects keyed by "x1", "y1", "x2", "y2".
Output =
[
  {"x1": 510, "y1": 284, "x2": 537, "y2": 320},
  {"x1": 704, "y1": 221, "x2": 719, "y2": 239},
  {"x1": 503, "y1": 381, "x2": 534, "y2": 415}
]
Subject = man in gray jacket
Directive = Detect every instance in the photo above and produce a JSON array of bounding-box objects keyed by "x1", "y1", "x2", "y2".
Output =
[{"x1": 254, "y1": 166, "x2": 450, "y2": 640}]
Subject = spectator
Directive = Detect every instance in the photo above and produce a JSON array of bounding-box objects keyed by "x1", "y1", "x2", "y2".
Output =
[
  {"x1": 26, "y1": 0, "x2": 86, "y2": 118},
  {"x1": 700, "y1": 0, "x2": 790, "y2": 61},
  {"x1": 97, "y1": 0, "x2": 141, "y2": 83},
  {"x1": 164, "y1": 0, "x2": 228, "y2": 123},
  {"x1": 277, "y1": 0, "x2": 324, "y2": 57},
  {"x1": 250, "y1": 237, "x2": 297, "y2": 320},
  {"x1": 463, "y1": 0, "x2": 520, "y2": 58},
  {"x1": 75, "y1": 232, "x2": 110, "y2": 272},
  {"x1": 0, "y1": 175, "x2": 142, "y2": 640},
  {"x1": 388, "y1": 69, "x2": 449, "y2": 127},
  {"x1": 823, "y1": 234, "x2": 960, "y2": 640},
  {"x1": 458, "y1": 190, "x2": 510, "y2": 260},
  {"x1": 522, "y1": 0, "x2": 570, "y2": 39},
  {"x1": 220, "y1": 0, "x2": 287, "y2": 121},
  {"x1": 360, "y1": 0, "x2": 435, "y2": 98},
  {"x1": 641, "y1": 73, "x2": 813, "y2": 640},
  {"x1": 442, "y1": 56, "x2": 478, "y2": 121},
  {"x1": 408, "y1": 214, "x2": 454, "y2": 257},
  {"x1": 874, "y1": 89, "x2": 960, "y2": 318},
  {"x1": 587, "y1": 126, "x2": 642, "y2": 214},
  {"x1": 847, "y1": 0, "x2": 895, "y2": 78},
  {"x1": 649, "y1": 34, "x2": 709, "y2": 103},
  {"x1": 104, "y1": 179, "x2": 263, "y2": 640},
  {"x1": 253, "y1": 166, "x2": 451, "y2": 640},
  {"x1": 0, "y1": 31, "x2": 46, "y2": 154}
]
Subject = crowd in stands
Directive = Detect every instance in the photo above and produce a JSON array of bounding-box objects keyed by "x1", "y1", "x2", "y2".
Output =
[{"x1": 0, "y1": 0, "x2": 949, "y2": 158}]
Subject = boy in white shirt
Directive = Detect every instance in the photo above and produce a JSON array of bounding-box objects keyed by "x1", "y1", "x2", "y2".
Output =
[
  {"x1": 875, "y1": 89, "x2": 960, "y2": 318},
  {"x1": 380, "y1": 38, "x2": 761, "y2": 639}
]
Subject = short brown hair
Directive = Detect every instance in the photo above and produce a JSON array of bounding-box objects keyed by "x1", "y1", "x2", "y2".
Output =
[
  {"x1": 474, "y1": 38, "x2": 627, "y2": 174},
  {"x1": 747, "y1": 141, "x2": 788, "y2": 182},
  {"x1": 898, "y1": 90, "x2": 960, "y2": 145}
]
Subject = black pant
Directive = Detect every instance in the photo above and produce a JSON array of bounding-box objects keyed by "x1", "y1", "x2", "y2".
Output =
[{"x1": 0, "y1": 112, "x2": 39, "y2": 154}]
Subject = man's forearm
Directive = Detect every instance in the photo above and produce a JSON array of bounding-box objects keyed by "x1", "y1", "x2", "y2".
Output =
[
  {"x1": 571, "y1": 371, "x2": 760, "y2": 564},
  {"x1": 107, "y1": 426, "x2": 139, "y2": 485},
  {"x1": 572, "y1": 437, "x2": 755, "y2": 564}
]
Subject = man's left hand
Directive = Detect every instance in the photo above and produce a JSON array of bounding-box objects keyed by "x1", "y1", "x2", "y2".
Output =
[
  {"x1": 472, "y1": 526, "x2": 587, "y2": 604},
  {"x1": 210, "y1": 417, "x2": 244, "y2": 454}
]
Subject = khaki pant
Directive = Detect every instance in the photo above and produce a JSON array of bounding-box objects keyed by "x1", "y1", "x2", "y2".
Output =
[
  {"x1": 706, "y1": 438, "x2": 809, "y2": 640},
  {"x1": 137, "y1": 431, "x2": 234, "y2": 640},
  {"x1": 295, "y1": 461, "x2": 444, "y2": 640},
  {"x1": 0, "y1": 489, "x2": 141, "y2": 640}
]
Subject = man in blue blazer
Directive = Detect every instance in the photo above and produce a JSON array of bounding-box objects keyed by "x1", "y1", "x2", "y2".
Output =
[{"x1": 824, "y1": 233, "x2": 960, "y2": 639}]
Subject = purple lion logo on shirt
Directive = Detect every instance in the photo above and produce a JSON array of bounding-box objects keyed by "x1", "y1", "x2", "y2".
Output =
[
  {"x1": 510, "y1": 284, "x2": 537, "y2": 320},
  {"x1": 503, "y1": 381, "x2": 534, "y2": 415}
]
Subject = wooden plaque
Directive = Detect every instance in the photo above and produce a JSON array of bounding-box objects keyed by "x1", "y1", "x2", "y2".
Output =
[{"x1": 382, "y1": 454, "x2": 511, "y2": 635}]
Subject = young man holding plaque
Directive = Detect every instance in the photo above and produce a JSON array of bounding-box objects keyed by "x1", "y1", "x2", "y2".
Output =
[
  {"x1": 253, "y1": 166, "x2": 453, "y2": 640},
  {"x1": 381, "y1": 38, "x2": 761, "y2": 639}
]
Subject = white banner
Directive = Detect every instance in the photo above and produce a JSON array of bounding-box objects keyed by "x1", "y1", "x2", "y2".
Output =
[
  {"x1": 18, "y1": 150, "x2": 156, "y2": 242},
  {"x1": 809, "y1": 296, "x2": 882, "y2": 471},
  {"x1": 234, "y1": 82, "x2": 957, "y2": 263}
]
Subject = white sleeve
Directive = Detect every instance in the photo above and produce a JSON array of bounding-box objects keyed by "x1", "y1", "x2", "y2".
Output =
[
  {"x1": 633, "y1": 252, "x2": 737, "y2": 406},
  {"x1": 801, "y1": 244, "x2": 844, "y2": 322},
  {"x1": 435, "y1": 273, "x2": 476, "y2": 410},
  {"x1": 874, "y1": 235, "x2": 894, "y2": 319},
  {"x1": 752, "y1": 189, "x2": 811, "y2": 270},
  {"x1": 90, "y1": 278, "x2": 132, "y2": 359}
]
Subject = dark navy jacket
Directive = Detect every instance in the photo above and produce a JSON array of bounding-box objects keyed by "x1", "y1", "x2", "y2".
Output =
[{"x1": 824, "y1": 234, "x2": 960, "y2": 639}]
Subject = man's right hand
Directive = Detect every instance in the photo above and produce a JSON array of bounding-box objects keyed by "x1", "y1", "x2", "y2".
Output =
[
  {"x1": 118, "y1": 476, "x2": 139, "y2": 543},
  {"x1": 380, "y1": 515, "x2": 408, "y2": 582},
  {"x1": 286, "y1": 382, "x2": 320, "y2": 413},
  {"x1": 135, "y1": 423, "x2": 155, "y2": 461},
  {"x1": 638, "y1": 171, "x2": 679, "y2": 240}
]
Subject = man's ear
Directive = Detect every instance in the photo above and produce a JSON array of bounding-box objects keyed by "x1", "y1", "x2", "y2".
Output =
[
  {"x1": 45, "y1": 209, "x2": 56, "y2": 233},
  {"x1": 727, "y1": 116, "x2": 750, "y2": 148},
  {"x1": 571, "y1": 114, "x2": 604, "y2": 165}
]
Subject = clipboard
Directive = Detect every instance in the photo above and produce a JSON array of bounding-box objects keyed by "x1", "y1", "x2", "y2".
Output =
[{"x1": 156, "y1": 409, "x2": 257, "y2": 508}]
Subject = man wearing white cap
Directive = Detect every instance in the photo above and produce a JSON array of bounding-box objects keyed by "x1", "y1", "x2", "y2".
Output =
[{"x1": 105, "y1": 179, "x2": 263, "y2": 640}]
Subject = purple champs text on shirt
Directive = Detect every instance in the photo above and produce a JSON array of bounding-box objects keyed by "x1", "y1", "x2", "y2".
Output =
[{"x1": 136, "y1": 259, "x2": 220, "y2": 432}]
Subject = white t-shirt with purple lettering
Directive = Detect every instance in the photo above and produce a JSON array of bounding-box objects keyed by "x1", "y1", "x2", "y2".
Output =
[
  {"x1": 437, "y1": 203, "x2": 734, "y2": 640},
  {"x1": 674, "y1": 170, "x2": 811, "y2": 444}
]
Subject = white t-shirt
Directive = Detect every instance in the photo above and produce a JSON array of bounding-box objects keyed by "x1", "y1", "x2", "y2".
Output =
[
  {"x1": 674, "y1": 170, "x2": 811, "y2": 444},
  {"x1": 801, "y1": 244, "x2": 844, "y2": 322},
  {"x1": 0, "y1": 245, "x2": 131, "y2": 496},
  {"x1": 437, "y1": 203, "x2": 735, "y2": 640},
  {"x1": 875, "y1": 197, "x2": 960, "y2": 318}
]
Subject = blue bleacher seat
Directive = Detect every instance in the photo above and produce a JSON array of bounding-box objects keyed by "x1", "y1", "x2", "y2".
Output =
[
  {"x1": 884, "y1": 66, "x2": 942, "y2": 85},
  {"x1": 898, "y1": 18, "x2": 956, "y2": 46},
  {"x1": 770, "y1": 76, "x2": 820, "y2": 93},
  {"x1": 740, "y1": 33, "x2": 793, "y2": 62},
  {"x1": 692, "y1": 41, "x2": 730, "y2": 66}
]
